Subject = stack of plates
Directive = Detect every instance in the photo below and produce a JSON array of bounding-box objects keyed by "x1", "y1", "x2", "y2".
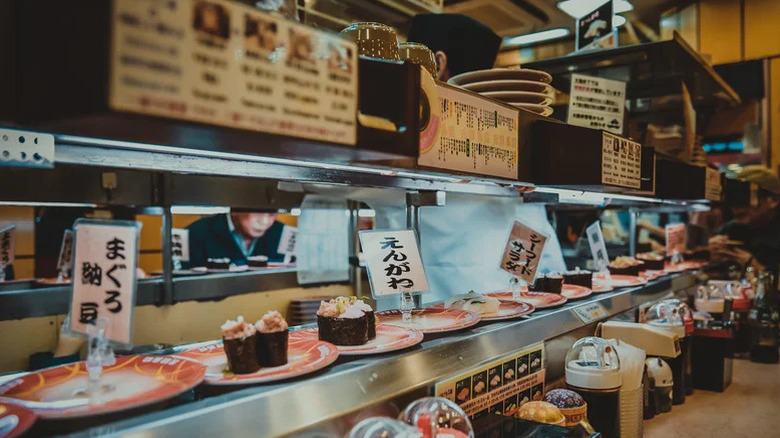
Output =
[
  {"x1": 288, "y1": 296, "x2": 331, "y2": 326},
  {"x1": 448, "y1": 68, "x2": 555, "y2": 117}
]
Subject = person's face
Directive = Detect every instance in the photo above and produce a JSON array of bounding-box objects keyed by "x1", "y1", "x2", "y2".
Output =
[
  {"x1": 731, "y1": 197, "x2": 778, "y2": 226},
  {"x1": 232, "y1": 213, "x2": 277, "y2": 238}
]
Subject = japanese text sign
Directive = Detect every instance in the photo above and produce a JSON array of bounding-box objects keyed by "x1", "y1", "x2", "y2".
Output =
[
  {"x1": 171, "y1": 228, "x2": 190, "y2": 262},
  {"x1": 601, "y1": 132, "x2": 642, "y2": 189},
  {"x1": 359, "y1": 229, "x2": 429, "y2": 297},
  {"x1": 665, "y1": 224, "x2": 686, "y2": 257},
  {"x1": 568, "y1": 73, "x2": 626, "y2": 134},
  {"x1": 277, "y1": 225, "x2": 298, "y2": 255},
  {"x1": 57, "y1": 230, "x2": 74, "y2": 273},
  {"x1": 576, "y1": 0, "x2": 615, "y2": 51},
  {"x1": 0, "y1": 225, "x2": 15, "y2": 266},
  {"x1": 500, "y1": 221, "x2": 547, "y2": 282},
  {"x1": 586, "y1": 221, "x2": 609, "y2": 271},
  {"x1": 69, "y1": 219, "x2": 141, "y2": 346}
]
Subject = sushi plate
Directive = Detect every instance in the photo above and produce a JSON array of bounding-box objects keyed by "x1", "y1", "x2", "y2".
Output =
[
  {"x1": 591, "y1": 282, "x2": 614, "y2": 293},
  {"x1": 176, "y1": 337, "x2": 339, "y2": 385},
  {"x1": 557, "y1": 284, "x2": 592, "y2": 301},
  {"x1": 664, "y1": 261, "x2": 707, "y2": 272},
  {"x1": 460, "y1": 80, "x2": 554, "y2": 95},
  {"x1": 640, "y1": 269, "x2": 666, "y2": 280},
  {"x1": 485, "y1": 291, "x2": 567, "y2": 309},
  {"x1": 429, "y1": 301, "x2": 534, "y2": 322},
  {"x1": 0, "y1": 355, "x2": 205, "y2": 419},
  {"x1": 291, "y1": 324, "x2": 423, "y2": 356},
  {"x1": 0, "y1": 402, "x2": 35, "y2": 438},
  {"x1": 594, "y1": 273, "x2": 647, "y2": 288},
  {"x1": 480, "y1": 91, "x2": 553, "y2": 105},
  {"x1": 449, "y1": 68, "x2": 553, "y2": 85},
  {"x1": 509, "y1": 103, "x2": 553, "y2": 117},
  {"x1": 376, "y1": 308, "x2": 480, "y2": 333}
]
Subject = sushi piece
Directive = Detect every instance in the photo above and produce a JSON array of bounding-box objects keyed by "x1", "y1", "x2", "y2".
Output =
[
  {"x1": 531, "y1": 273, "x2": 563, "y2": 293},
  {"x1": 221, "y1": 316, "x2": 259, "y2": 374},
  {"x1": 563, "y1": 269, "x2": 593, "y2": 288},
  {"x1": 609, "y1": 256, "x2": 644, "y2": 275},
  {"x1": 208, "y1": 258, "x2": 231, "y2": 270},
  {"x1": 445, "y1": 291, "x2": 500, "y2": 316},
  {"x1": 247, "y1": 255, "x2": 269, "y2": 268},
  {"x1": 635, "y1": 252, "x2": 664, "y2": 270},
  {"x1": 316, "y1": 297, "x2": 372, "y2": 346},
  {"x1": 255, "y1": 310, "x2": 289, "y2": 367}
]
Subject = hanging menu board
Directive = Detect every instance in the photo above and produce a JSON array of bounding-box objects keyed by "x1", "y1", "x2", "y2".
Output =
[
  {"x1": 435, "y1": 343, "x2": 545, "y2": 419},
  {"x1": 601, "y1": 132, "x2": 641, "y2": 189},
  {"x1": 109, "y1": 0, "x2": 358, "y2": 145},
  {"x1": 418, "y1": 85, "x2": 519, "y2": 179}
]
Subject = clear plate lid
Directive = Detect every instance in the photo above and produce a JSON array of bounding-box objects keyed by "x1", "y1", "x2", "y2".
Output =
[
  {"x1": 565, "y1": 337, "x2": 621, "y2": 389},
  {"x1": 400, "y1": 397, "x2": 473, "y2": 438}
]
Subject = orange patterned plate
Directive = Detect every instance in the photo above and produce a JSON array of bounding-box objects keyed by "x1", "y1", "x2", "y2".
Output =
[
  {"x1": 594, "y1": 273, "x2": 647, "y2": 288},
  {"x1": 0, "y1": 401, "x2": 35, "y2": 438},
  {"x1": 557, "y1": 284, "x2": 593, "y2": 301},
  {"x1": 376, "y1": 308, "x2": 480, "y2": 333},
  {"x1": 486, "y1": 291, "x2": 567, "y2": 309},
  {"x1": 176, "y1": 337, "x2": 338, "y2": 385},
  {"x1": 665, "y1": 261, "x2": 707, "y2": 272},
  {"x1": 429, "y1": 301, "x2": 535, "y2": 320},
  {"x1": 0, "y1": 355, "x2": 205, "y2": 419},
  {"x1": 292, "y1": 324, "x2": 423, "y2": 356}
]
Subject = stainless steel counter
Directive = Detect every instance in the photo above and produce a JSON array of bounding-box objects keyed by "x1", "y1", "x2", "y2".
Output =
[{"x1": 58, "y1": 272, "x2": 697, "y2": 438}]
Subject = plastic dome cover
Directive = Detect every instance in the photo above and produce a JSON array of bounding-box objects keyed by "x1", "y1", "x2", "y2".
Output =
[
  {"x1": 663, "y1": 299, "x2": 694, "y2": 334},
  {"x1": 646, "y1": 301, "x2": 684, "y2": 327},
  {"x1": 565, "y1": 337, "x2": 621, "y2": 390},
  {"x1": 400, "y1": 397, "x2": 474, "y2": 438},
  {"x1": 349, "y1": 417, "x2": 421, "y2": 438},
  {"x1": 696, "y1": 284, "x2": 727, "y2": 301},
  {"x1": 645, "y1": 357, "x2": 673, "y2": 387}
]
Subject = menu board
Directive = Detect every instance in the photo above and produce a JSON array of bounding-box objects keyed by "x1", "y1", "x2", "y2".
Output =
[
  {"x1": 705, "y1": 167, "x2": 722, "y2": 202},
  {"x1": 568, "y1": 74, "x2": 626, "y2": 134},
  {"x1": 418, "y1": 85, "x2": 519, "y2": 179},
  {"x1": 601, "y1": 132, "x2": 641, "y2": 189},
  {"x1": 576, "y1": 0, "x2": 616, "y2": 51},
  {"x1": 586, "y1": 221, "x2": 609, "y2": 272},
  {"x1": 69, "y1": 220, "x2": 141, "y2": 346},
  {"x1": 109, "y1": 0, "x2": 358, "y2": 145},
  {"x1": 435, "y1": 343, "x2": 545, "y2": 419}
]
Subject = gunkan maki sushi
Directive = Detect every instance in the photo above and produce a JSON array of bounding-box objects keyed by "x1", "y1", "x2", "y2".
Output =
[
  {"x1": 221, "y1": 316, "x2": 260, "y2": 374},
  {"x1": 254, "y1": 310, "x2": 289, "y2": 367}
]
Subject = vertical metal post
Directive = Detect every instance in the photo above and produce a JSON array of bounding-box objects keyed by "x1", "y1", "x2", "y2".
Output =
[
  {"x1": 405, "y1": 192, "x2": 422, "y2": 308},
  {"x1": 347, "y1": 200, "x2": 362, "y2": 297},
  {"x1": 158, "y1": 174, "x2": 174, "y2": 305},
  {"x1": 628, "y1": 208, "x2": 638, "y2": 257}
]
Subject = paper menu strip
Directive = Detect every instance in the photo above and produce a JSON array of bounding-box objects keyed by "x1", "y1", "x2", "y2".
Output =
[{"x1": 601, "y1": 132, "x2": 641, "y2": 189}]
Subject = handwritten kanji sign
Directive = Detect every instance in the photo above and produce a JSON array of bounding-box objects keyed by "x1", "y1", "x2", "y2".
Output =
[
  {"x1": 665, "y1": 224, "x2": 686, "y2": 257},
  {"x1": 277, "y1": 225, "x2": 298, "y2": 255},
  {"x1": 500, "y1": 221, "x2": 547, "y2": 282},
  {"x1": 171, "y1": 228, "x2": 189, "y2": 262},
  {"x1": 69, "y1": 219, "x2": 141, "y2": 346},
  {"x1": 0, "y1": 225, "x2": 15, "y2": 267},
  {"x1": 586, "y1": 221, "x2": 609, "y2": 272},
  {"x1": 56, "y1": 229, "x2": 74, "y2": 274},
  {"x1": 359, "y1": 229, "x2": 429, "y2": 297}
]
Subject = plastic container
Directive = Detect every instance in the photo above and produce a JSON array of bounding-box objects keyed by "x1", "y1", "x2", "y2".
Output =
[
  {"x1": 349, "y1": 417, "x2": 421, "y2": 438},
  {"x1": 645, "y1": 357, "x2": 673, "y2": 414},
  {"x1": 664, "y1": 299, "x2": 695, "y2": 396},
  {"x1": 565, "y1": 337, "x2": 621, "y2": 438},
  {"x1": 400, "y1": 397, "x2": 474, "y2": 438},
  {"x1": 646, "y1": 302, "x2": 686, "y2": 405},
  {"x1": 619, "y1": 386, "x2": 643, "y2": 438}
]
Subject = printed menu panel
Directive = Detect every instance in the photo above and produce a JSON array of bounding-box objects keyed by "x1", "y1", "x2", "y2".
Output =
[
  {"x1": 435, "y1": 343, "x2": 545, "y2": 419},
  {"x1": 601, "y1": 132, "x2": 641, "y2": 189},
  {"x1": 419, "y1": 85, "x2": 519, "y2": 179},
  {"x1": 109, "y1": 0, "x2": 357, "y2": 145},
  {"x1": 568, "y1": 74, "x2": 626, "y2": 134}
]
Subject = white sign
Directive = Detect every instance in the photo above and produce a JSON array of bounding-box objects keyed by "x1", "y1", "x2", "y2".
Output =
[
  {"x1": 0, "y1": 225, "x2": 15, "y2": 267},
  {"x1": 705, "y1": 167, "x2": 722, "y2": 201},
  {"x1": 359, "y1": 229, "x2": 429, "y2": 297},
  {"x1": 665, "y1": 223, "x2": 686, "y2": 257},
  {"x1": 277, "y1": 225, "x2": 298, "y2": 255},
  {"x1": 586, "y1": 221, "x2": 609, "y2": 272},
  {"x1": 601, "y1": 132, "x2": 642, "y2": 189},
  {"x1": 109, "y1": 0, "x2": 358, "y2": 145},
  {"x1": 572, "y1": 302, "x2": 608, "y2": 324},
  {"x1": 568, "y1": 74, "x2": 626, "y2": 134},
  {"x1": 500, "y1": 221, "x2": 548, "y2": 283},
  {"x1": 171, "y1": 228, "x2": 190, "y2": 262},
  {"x1": 57, "y1": 229, "x2": 74, "y2": 273},
  {"x1": 297, "y1": 196, "x2": 349, "y2": 284},
  {"x1": 69, "y1": 219, "x2": 141, "y2": 346},
  {"x1": 418, "y1": 84, "x2": 519, "y2": 179}
]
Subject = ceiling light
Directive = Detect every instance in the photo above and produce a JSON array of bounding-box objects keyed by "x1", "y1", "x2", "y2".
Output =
[
  {"x1": 558, "y1": 0, "x2": 633, "y2": 18},
  {"x1": 613, "y1": 15, "x2": 626, "y2": 27},
  {"x1": 503, "y1": 28, "x2": 571, "y2": 47}
]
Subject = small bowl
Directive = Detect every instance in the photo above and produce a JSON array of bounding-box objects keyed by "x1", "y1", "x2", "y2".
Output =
[
  {"x1": 340, "y1": 22, "x2": 400, "y2": 61},
  {"x1": 399, "y1": 42, "x2": 437, "y2": 77}
]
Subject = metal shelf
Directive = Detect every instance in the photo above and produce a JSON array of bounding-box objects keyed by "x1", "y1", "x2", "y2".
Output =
[
  {"x1": 0, "y1": 269, "x2": 300, "y2": 321},
  {"x1": 58, "y1": 272, "x2": 697, "y2": 438}
]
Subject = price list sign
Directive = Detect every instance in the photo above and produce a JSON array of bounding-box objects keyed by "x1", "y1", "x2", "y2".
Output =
[
  {"x1": 109, "y1": 0, "x2": 358, "y2": 145},
  {"x1": 567, "y1": 74, "x2": 626, "y2": 134},
  {"x1": 500, "y1": 221, "x2": 547, "y2": 283},
  {"x1": 277, "y1": 225, "x2": 298, "y2": 255},
  {"x1": 601, "y1": 132, "x2": 641, "y2": 189},
  {"x1": 69, "y1": 220, "x2": 141, "y2": 346},
  {"x1": 359, "y1": 229, "x2": 429, "y2": 297},
  {"x1": 419, "y1": 85, "x2": 519, "y2": 179}
]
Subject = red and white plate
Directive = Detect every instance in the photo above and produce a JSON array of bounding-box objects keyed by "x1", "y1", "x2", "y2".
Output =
[
  {"x1": 291, "y1": 324, "x2": 423, "y2": 356},
  {"x1": 594, "y1": 273, "x2": 647, "y2": 288},
  {"x1": 485, "y1": 291, "x2": 567, "y2": 309},
  {"x1": 665, "y1": 261, "x2": 707, "y2": 272},
  {"x1": 0, "y1": 355, "x2": 205, "y2": 419},
  {"x1": 0, "y1": 402, "x2": 35, "y2": 438},
  {"x1": 592, "y1": 282, "x2": 614, "y2": 293},
  {"x1": 176, "y1": 337, "x2": 339, "y2": 385},
  {"x1": 557, "y1": 284, "x2": 593, "y2": 300},
  {"x1": 431, "y1": 301, "x2": 535, "y2": 321},
  {"x1": 376, "y1": 308, "x2": 480, "y2": 333},
  {"x1": 641, "y1": 270, "x2": 666, "y2": 280}
]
